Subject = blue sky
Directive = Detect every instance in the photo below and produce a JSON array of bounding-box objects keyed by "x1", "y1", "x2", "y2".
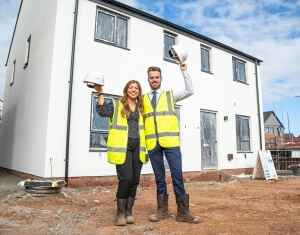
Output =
[{"x1": 0, "y1": 0, "x2": 300, "y2": 136}]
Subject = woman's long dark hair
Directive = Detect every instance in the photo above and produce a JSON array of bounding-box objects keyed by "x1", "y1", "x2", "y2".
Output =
[{"x1": 120, "y1": 80, "x2": 144, "y2": 118}]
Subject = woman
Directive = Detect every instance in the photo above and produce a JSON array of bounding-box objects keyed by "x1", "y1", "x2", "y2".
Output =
[{"x1": 94, "y1": 80, "x2": 146, "y2": 226}]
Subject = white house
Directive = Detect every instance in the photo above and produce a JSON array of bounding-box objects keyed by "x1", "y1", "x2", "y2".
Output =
[{"x1": 0, "y1": 0, "x2": 264, "y2": 187}]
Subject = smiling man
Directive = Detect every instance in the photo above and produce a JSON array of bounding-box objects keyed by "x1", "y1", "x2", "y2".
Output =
[{"x1": 142, "y1": 61, "x2": 200, "y2": 224}]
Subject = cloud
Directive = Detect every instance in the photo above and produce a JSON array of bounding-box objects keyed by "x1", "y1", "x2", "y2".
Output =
[{"x1": 117, "y1": 0, "x2": 300, "y2": 105}]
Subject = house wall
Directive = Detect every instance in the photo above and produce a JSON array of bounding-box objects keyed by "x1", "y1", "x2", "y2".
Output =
[
  {"x1": 67, "y1": 0, "x2": 264, "y2": 177},
  {"x1": 0, "y1": 0, "x2": 75, "y2": 177}
]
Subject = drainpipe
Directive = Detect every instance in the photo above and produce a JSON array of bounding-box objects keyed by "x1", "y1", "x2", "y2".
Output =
[
  {"x1": 255, "y1": 59, "x2": 263, "y2": 150},
  {"x1": 65, "y1": 0, "x2": 79, "y2": 186}
]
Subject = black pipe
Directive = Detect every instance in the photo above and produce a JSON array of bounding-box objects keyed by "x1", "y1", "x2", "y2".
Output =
[
  {"x1": 255, "y1": 59, "x2": 263, "y2": 150},
  {"x1": 65, "y1": 0, "x2": 79, "y2": 186}
]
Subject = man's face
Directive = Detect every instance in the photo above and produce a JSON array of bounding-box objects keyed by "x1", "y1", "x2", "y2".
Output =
[{"x1": 148, "y1": 71, "x2": 162, "y2": 90}]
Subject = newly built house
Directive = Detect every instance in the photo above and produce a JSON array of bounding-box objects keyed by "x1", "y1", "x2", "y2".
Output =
[{"x1": 0, "y1": 0, "x2": 264, "y2": 186}]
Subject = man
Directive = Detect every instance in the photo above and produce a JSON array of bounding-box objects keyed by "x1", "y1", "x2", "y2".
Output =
[{"x1": 142, "y1": 61, "x2": 200, "y2": 224}]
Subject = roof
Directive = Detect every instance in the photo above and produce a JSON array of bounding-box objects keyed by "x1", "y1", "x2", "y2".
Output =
[
  {"x1": 6, "y1": 0, "x2": 263, "y2": 66},
  {"x1": 263, "y1": 111, "x2": 284, "y2": 128}
]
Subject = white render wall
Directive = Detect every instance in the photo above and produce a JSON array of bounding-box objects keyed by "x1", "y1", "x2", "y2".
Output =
[{"x1": 0, "y1": 0, "x2": 75, "y2": 177}]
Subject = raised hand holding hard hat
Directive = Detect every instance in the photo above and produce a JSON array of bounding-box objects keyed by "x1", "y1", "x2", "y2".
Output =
[
  {"x1": 83, "y1": 70, "x2": 105, "y2": 88},
  {"x1": 168, "y1": 44, "x2": 188, "y2": 62}
]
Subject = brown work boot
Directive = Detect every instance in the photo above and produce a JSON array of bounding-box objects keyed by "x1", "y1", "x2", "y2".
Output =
[
  {"x1": 175, "y1": 194, "x2": 200, "y2": 224},
  {"x1": 149, "y1": 194, "x2": 169, "y2": 222},
  {"x1": 116, "y1": 199, "x2": 127, "y2": 226},
  {"x1": 125, "y1": 197, "x2": 135, "y2": 224}
]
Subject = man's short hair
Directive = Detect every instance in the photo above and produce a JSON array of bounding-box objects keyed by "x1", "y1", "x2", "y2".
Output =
[{"x1": 147, "y1": 66, "x2": 161, "y2": 76}]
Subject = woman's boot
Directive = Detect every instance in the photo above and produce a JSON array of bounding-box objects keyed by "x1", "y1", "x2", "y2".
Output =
[
  {"x1": 116, "y1": 199, "x2": 127, "y2": 226},
  {"x1": 125, "y1": 197, "x2": 135, "y2": 224}
]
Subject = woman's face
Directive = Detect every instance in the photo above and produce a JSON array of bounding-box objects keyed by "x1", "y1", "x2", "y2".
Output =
[{"x1": 127, "y1": 82, "x2": 139, "y2": 99}]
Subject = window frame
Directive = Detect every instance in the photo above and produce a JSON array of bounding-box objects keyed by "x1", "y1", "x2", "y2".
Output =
[
  {"x1": 24, "y1": 35, "x2": 31, "y2": 69},
  {"x1": 201, "y1": 44, "x2": 212, "y2": 73},
  {"x1": 236, "y1": 115, "x2": 251, "y2": 152},
  {"x1": 163, "y1": 31, "x2": 177, "y2": 62},
  {"x1": 232, "y1": 57, "x2": 247, "y2": 83},
  {"x1": 90, "y1": 92, "x2": 120, "y2": 151},
  {"x1": 95, "y1": 7, "x2": 129, "y2": 49}
]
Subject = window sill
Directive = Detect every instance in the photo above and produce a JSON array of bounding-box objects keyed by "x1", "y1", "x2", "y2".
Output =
[
  {"x1": 94, "y1": 38, "x2": 130, "y2": 51},
  {"x1": 163, "y1": 57, "x2": 179, "y2": 64},
  {"x1": 201, "y1": 69, "x2": 213, "y2": 75}
]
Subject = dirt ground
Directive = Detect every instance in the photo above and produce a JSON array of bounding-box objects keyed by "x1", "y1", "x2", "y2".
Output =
[{"x1": 0, "y1": 175, "x2": 300, "y2": 235}]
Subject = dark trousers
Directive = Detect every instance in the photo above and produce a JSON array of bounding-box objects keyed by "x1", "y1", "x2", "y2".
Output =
[
  {"x1": 116, "y1": 138, "x2": 143, "y2": 199},
  {"x1": 148, "y1": 142, "x2": 186, "y2": 196}
]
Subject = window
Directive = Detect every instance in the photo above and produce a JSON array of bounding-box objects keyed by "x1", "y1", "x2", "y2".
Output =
[
  {"x1": 24, "y1": 35, "x2": 31, "y2": 68},
  {"x1": 164, "y1": 32, "x2": 176, "y2": 61},
  {"x1": 232, "y1": 58, "x2": 246, "y2": 83},
  {"x1": 201, "y1": 45, "x2": 211, "y2": 72},
  {"x1": 266, "y1": 127, "x2": 269, "y2": 133},
  {"x1": 10, "y1": 60, "x2": 16, "y2": 86},
  {"x1": 90, "y1": 93, "x2": 119, "y2": 151},
  {"x1": 95, "y1": 8, "x2": 128, "y2": 48},
  {"x1": 236, "y1": 115, "x2": 251, "y2": 151}
]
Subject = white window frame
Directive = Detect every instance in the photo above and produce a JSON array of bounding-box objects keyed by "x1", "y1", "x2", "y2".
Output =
[
  {"x1": 95, "y1": 8, "x2": 128, "y2": 48},
  {"x1": 236, "y1": 115, "x2": 251, "y2": 152},
  {"x1": 164, "y1": 32, "x2": 177, "y2": 62},
  {"x1": 232, "y1": 57, "x2": 247, "y2": 83},
  {"x1": 201, "y1": 44, "x2": 211, "y2": 73},
  {"x1": 24, "y1": 35, "x2": 31, "y2": 69}
]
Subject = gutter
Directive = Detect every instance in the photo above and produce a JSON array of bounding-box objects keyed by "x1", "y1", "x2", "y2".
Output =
[
  {"x1": 65, "y1": 0, "x2": 79, "y2": 186},
  {"x1": 255, "y1": 59, "x2": 263, "y2": 150}
]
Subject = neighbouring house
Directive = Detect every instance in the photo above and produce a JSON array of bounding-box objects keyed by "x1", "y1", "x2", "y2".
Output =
[
  {"x1": 263, "y1": 111, "x2": 285, "y2": 149},
  {"x1": 0, "y1": 0, "x2": 265, "y2": 187},
  {"x1": 264, "y1": 111, "x2": 300, "y2": 171}
]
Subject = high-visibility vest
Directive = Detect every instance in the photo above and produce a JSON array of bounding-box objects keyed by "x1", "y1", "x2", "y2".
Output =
[
  {"x1": 143, "y1": 91, "x2": 180, "y2": 151},
  {"x1": 107, "y1": 100, "x2": 146, "y2": 164}
]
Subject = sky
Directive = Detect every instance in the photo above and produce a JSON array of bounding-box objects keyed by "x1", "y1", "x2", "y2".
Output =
[{"x1": 0, "y1": 0, "x2": 300, "y2": 136}]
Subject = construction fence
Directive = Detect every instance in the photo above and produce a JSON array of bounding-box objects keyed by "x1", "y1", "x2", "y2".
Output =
[{"x1": 269, "y1": 150, "x2": 300, "y2": 171}]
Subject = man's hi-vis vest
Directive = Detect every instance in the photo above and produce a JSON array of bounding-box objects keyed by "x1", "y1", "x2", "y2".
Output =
[
  {"x1": 143, "y1": 91, "x2": 180, "y2": 151},
  {"x1": 107, "y1": 100, "x2": 146, "y2": 165}
]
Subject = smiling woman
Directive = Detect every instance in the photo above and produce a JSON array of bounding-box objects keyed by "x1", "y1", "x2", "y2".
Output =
[{"x1": 92, "y1": 79, "x2": 146, "y2": 226}]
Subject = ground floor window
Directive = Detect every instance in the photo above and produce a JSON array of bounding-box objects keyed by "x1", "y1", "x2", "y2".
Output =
[{"x1": 236, "y1": 115, "x2": 251, "y2": 151}]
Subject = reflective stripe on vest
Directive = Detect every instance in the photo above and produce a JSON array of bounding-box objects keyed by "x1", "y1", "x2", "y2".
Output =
[
  {"x1": 107, "y1": 100, "x2": 146, "y2": 164},
  {"x1": 143, "y1": 91, "x2": 180, "y2": 151}
]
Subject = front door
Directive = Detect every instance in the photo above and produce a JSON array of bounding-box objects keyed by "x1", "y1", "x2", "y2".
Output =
[{"x1": 200, "y1": 111, "x2": 218, "y2": 170}]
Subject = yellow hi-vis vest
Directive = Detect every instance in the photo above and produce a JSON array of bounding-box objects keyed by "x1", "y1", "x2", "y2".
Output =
[
  {"x1": 107, "y1": 100, "x2": 146, "y2": 165},
  {"x1": 143, "y1": 91, "x2": 180, "y2": 151}
]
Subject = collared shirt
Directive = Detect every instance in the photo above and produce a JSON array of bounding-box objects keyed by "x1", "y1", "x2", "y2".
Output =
[{"x1": 148, "y1": 70, "x2": 194, "y2": 104}]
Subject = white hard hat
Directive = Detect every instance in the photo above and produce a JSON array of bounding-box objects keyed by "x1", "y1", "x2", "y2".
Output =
[
  {"x1": 83, "y1": 70, "x2": 105, "y2": 88},
  {"x1": 168, "y1": 44, "x2": 188, "y2": 62}
]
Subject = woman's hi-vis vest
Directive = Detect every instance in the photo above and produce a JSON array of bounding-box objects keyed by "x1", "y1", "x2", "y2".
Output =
[
  {"x1": 143, "y1": 91, "x2": 180, "y2": 151},
  {"x1": 107, "y1": 100, "x2": 146, "y2": 165}
]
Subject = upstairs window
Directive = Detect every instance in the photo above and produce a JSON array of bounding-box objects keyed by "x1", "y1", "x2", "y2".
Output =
[
  {"x1": 10, "y1": 60, "x2": 16, "y2": 86},
  {"x1": 164, "y1": 32, "x2": 176, "y2": 61},
  {"x1": 95, "y1": 8, "x2": 128, "y2": 48},
  {"x1": 201, "y1": 45, "x2": 211, "y2": 73},
  {"x1": 24, "y1": 35, "x2": 31, "y2": 69},
  {"x1": 232, "y1": 58, "x2": 246, "y2": 83},
  {"x1": 236, "y1": 115, "x2": 251, "y2": 151},
  {"x1": 90, "y1": 93, "x2": 119, "y2": 151}
]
